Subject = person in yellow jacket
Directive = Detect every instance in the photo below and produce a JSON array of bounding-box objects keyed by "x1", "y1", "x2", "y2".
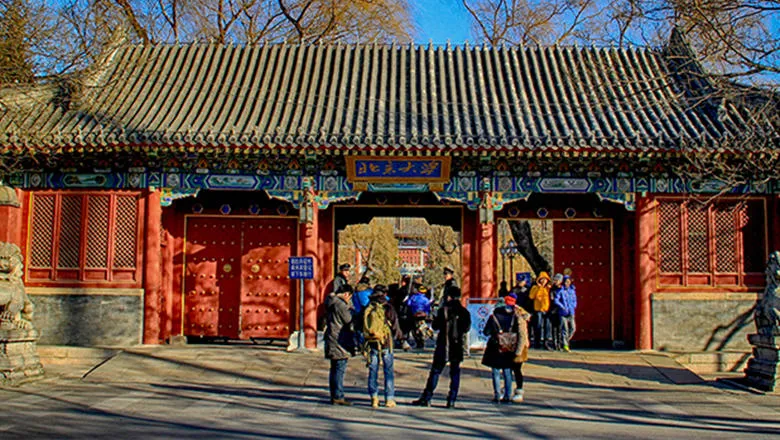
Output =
[{"x1": 528, "y1": 272, "x2": 552, "y2": 349}]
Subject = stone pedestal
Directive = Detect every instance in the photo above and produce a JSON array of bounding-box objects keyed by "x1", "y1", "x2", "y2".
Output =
[
  {"x1": 743, "y1": 333, "x2": 779, "y2": 392},
  {"x1": 0, "y1": 328, "x2": 45, "y2": 385}
]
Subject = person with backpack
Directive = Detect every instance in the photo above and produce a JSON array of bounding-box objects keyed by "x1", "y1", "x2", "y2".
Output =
[
  {"x1": 482, "y1": 293, "x2": 531, "y2": 403},
  {"x1": 362, "y1": 284, "x2": 402, "y2": 408},
  {"x1": 351, "y1": 279, "x2": 373, "y2": 349},
  {"x1": 405, "y1": 286, "x2": 433, "y2": 349},
  {"x1": 353, "y1": 278, "x2": 372, "y2": 316},
  {"x1": 411, "y1": 286, "x2": 471, "y2": 409}
]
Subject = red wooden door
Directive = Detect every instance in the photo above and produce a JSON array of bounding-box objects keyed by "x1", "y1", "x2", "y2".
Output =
[
  {"x1": 184, "y1": 218, "x2": 242, "y2": 338},
  {"x1": 554, "y1": 220, "x2": 612, "y2": 341},
  {"x1": 240, "y1": 218, "x2": 296, "y2": 339}
]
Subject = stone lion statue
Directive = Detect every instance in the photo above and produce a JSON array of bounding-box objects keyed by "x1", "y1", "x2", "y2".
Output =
[
  {"x1": 0, "y1": 242, "x2": 34, "y2": 330},
  {"x1": 755, "y1": 250, "x2": 780, "y2": 336}
]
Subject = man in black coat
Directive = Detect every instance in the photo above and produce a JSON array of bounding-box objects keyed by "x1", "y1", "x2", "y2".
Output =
[
  {"x1": 332, "y1": 264, "x2": 352, "y2": 295},
  {"x1": 411, "y1": 286, "x2": 471, "y2": 408},
  {"x1": 439, "y1": 266, "x2": 459, "y2": 305}
]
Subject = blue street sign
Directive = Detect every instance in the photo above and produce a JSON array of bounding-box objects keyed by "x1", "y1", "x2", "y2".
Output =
[{"x1": 289, "y1": 256, "x2": 314, "y2": 279}]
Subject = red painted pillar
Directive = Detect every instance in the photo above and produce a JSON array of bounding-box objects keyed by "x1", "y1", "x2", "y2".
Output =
[
  {"x1": 0, "y1": 188, "x2": 24, "y2": 247},
  {"x1": 302, "y1": 204, "x2": 319, "y2": 348},
  {"x1": 772, "y1": 196, "x2": 780, "y2": 253},
  {"x1": 143, "y1": 189, "x2": 162, "y2": 344},
  {"x1": 635, "y1": 194, "x2": 657, "y2": 350},
  {"x1": 479, "y1": 223, "x2": 495, "y2": 298},
  {"x1": 160, "y1": 229, "x2": 174, "y2": 342},
  {"x1": 461, "y1": 209, "x2": 475, "y2": 298}
]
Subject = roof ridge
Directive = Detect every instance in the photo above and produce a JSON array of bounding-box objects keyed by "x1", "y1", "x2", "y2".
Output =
[{"x1": 111, "y1": 40, "x2": 664, "y2": 52}]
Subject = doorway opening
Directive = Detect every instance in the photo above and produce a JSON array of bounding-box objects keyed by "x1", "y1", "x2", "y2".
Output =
[
  {"x1": 334, "y1": 204, "x2": 463, "y2": 301},
  {"x1": 497, "y1": 218, "x2": 614, "y2": 345}
]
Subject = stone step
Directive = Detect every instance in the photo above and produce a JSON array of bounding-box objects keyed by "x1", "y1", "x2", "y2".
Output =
[
  {"x1": 37, "y1": 346, "x2": 120, "y2": 365},
  {"x1": 671, "y1": 351, "x2": 751, "y2": 374}
]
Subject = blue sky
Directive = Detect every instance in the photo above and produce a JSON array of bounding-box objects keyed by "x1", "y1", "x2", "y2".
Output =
[{"x1": 413, "y1": 1, "x2": 472, "y2": 44}]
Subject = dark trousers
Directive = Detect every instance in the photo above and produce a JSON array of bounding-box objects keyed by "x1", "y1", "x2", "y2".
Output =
[
  {"x1": 514, "y1": 363, "x2": 524, "y2": 389},
  {"x1": 534, "y1": 312, "x2": 549, "y2": 347},
  {"x1": 421, "y1": 359, "x2": 461, "y2": 403},
  {"x1": 549, "y1": 312, "x2": 561, "y2": 348},
  {"x1": 329, "y1": 358, "x2": 348, "y2": 400}
]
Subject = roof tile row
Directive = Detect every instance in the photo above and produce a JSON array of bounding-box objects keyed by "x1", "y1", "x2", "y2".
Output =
[{"x1": 0, "y1": 42, "x2": 756, "y2": 152}]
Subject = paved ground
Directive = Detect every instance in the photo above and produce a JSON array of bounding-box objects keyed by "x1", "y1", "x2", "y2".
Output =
[{"x1": 1, "y1": 345, "x2": 778, "y2": 439}]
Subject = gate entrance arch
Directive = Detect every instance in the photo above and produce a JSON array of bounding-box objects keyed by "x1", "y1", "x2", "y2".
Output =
[{"x1": 332, "y1": 202, "x2": 466, "y2": 298}]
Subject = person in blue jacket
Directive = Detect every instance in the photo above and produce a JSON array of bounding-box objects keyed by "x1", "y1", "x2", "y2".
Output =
[
  {"x1": 353, "y1": 277, "x2": 373, "y2": 316},
  {"x1": 405, "y1": 287, "x2": 432, "y2": 317},
  {"x1": 405, "y1": 286, "x2": 433, "y2": 349},
  {"x1": 553, "y1": 275, "x2": 578, "y2": 352},
  {"x1": 352, "y1": 277, "x2": 373, "y2": 348}
]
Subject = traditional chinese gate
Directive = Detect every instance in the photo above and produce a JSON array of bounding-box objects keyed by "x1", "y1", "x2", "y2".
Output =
[
  {"x1": 554, "y1": 220, "x2": 613, "y2": 342},
  {"x1": 184, "y1": 216, "x2": 296, "y2": 340}
]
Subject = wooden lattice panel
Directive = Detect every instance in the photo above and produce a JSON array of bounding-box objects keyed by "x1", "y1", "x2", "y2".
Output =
[
  {"x1": 686, "y1": 204, "x2": 709, "y2": 273},
  {"x1": 27, "y1": 191, "x2": 142, "y2": 284},
  {"x1": 741, "y1": 201, "x2": 766, "y2": 275},
  {"x1": 658, "y1": 201, "x2": 681, "y2": 273},
  {"x1": 30, "y1": 195, "x2": 55, "y2": 269},
  {"x1": 86, "y1": 196, "x2": 110, "y2": 269},
  {"x1": 114, "y1": 196, "x2": 138, "y2": 269},
  {"x1": 714, "y1": 205, "x2": 737, "y2": 273},
  {"x1": 57, "y1": 196, "x2": 83, "y2": 269}
]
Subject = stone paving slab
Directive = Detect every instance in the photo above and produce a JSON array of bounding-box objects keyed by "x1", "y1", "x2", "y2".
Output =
[{"x1": 0, "y1": 346, "x2": 777, "y2": 439}]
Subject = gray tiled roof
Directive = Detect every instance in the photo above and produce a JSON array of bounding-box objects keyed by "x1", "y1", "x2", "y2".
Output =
[{"x1": 0, "y1": 42, "x2": 763, "y2": 153}]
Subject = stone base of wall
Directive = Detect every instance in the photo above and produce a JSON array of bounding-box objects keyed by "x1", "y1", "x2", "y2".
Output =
[
  {"x1": 652, "y1": 292, "x2": 758, "y2": 352},
  {"x1": 28, "y1": 288, "x2": 143, "y2": 346},
  {"x1": 0, "y1": 328, "x2": 45, "y2": 385},
  {"x1": 671, "y1": 350, "x2": 751, "y2": 374}
]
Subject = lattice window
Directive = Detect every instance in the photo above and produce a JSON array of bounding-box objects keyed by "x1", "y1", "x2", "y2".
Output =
[
  {"x1": 742, "y1": 201, "x2": 766, "y2": 273},
  {"x1": 114, "y1": 196, "x2": 138, "y2": 268},
  {"x1": 714, "y1": 205, "x2": 738, "y2": 273},
  {"x1": 657, "y1": 198, "x2": 766, "y2": 287},
  {"x1": 57, "y1": 196, "x2": 83, "y2": 269},
  {"x1": 86, "y1": 196, "x2": 110, "y2": 268},
  {"x1": 686, "y1": 203, "x2": 709, "y2": 273},
  {"x1": 658, "y1": 201, "x2": 682, "y2": 273},
  {"x1": 27, "y1": 191, "x2": 141, "y2": 284},
  {"x1": 30, "y1": 195, "x2": 55, "y2": 268}
]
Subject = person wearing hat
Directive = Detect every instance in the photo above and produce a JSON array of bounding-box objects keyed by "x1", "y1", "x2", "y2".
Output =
[
  {"x1": 529, "y1": 272, "x2": 551, "y2": 349},
  {"x1": 411, "y1": 286, "x2": 471, "y2": 409},
  {"x1": 438, "y1": 266, "x2": 459, "y2": 305},
  {"x1": 363, "y1": 284, "x2": 402, "y2": 408},
  {"x1": 482, "y1": 293, "x2": 531, "y2": 403},
  {"x1": 325, "y1": 284, "x2": 355, "y2": 406},
  {"x1": 553, "y1": 275, "x2": 577, "y2": 352},
  {"x1": 331, "y1": 264, "x2": 352, "y2": 297},
  {"x1": 405, "y1": 285, "x2": 433, "y2": 349},
  {"x1": 548, "y1": 273, "x2": 565, "y2": 351}
]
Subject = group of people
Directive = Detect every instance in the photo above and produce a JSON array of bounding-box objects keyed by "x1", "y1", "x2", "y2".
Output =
[
  {"x1": 389, "y1": 267, "x2": 460, "y2": 350},
  {"x1": 324, "y1": 263, "x2": 538, "y2": 408},
  {"x1": 498, "y1": 271, "x2": 578, "y2": 351}
]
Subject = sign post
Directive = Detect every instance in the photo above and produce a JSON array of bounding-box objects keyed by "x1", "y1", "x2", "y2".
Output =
[{"x1": 288, "y1": 256, "x2": 314, "y2": 350}]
